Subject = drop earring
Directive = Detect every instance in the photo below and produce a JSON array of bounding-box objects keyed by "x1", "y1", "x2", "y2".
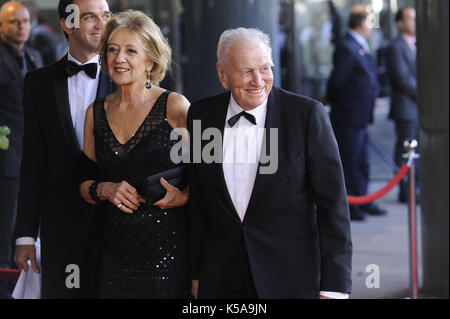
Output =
[{"x1": 145, "y1": 70, "x2": 152, "y2": 89}]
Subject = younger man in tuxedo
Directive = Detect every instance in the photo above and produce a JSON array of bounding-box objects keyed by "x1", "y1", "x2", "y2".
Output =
[{"x1": 13, "y1": 0, "x2": 112, "y2": 298}]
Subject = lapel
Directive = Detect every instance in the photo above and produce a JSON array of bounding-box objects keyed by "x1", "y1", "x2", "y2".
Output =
[
  {"x1": 398, "y1": 37, "x2": 416, "y2": 70},
  {"x1": 24, "y1": 47, "x2": 41, "y2": 70},
  {"x1": 54, "y1": 54, "x2": 81, "y2": 156},
  {"x1": 244, "y1": 88, "x2": 281, "y2": 222},
  {"x1": 210, "y1": 92, "x2": 242, "y2": 224},
  {"x1": 346, "y1": 34, "x2": 377, "y2": 82}
]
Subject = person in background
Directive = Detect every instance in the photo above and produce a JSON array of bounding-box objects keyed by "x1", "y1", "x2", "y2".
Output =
[
  {"x1": 327, "y1": 4, "x2": 387, "y2": 221},
  {"x1": 386, "y1": 7, "x2": 420, "y2": 203},
  {"x1": 0, "y1": 1, "x2": 42, "y2": 299},
  {"x1": 13, "y1": 0, "x2": 113, "y2": 298}
]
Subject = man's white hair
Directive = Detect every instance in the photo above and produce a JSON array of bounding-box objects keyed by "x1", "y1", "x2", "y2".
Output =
[{"x1": 217, "y1": 27, "x2": 274, "y2": 68}]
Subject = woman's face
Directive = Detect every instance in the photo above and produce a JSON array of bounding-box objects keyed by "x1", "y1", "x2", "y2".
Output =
[{"x1": 106, "y1": 28, "x2": 152, "y2": 87}]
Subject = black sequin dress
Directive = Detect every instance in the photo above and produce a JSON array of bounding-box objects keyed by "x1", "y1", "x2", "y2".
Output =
[{"x1": 91, "y1": 91, "x2": 190, "y2": 298}]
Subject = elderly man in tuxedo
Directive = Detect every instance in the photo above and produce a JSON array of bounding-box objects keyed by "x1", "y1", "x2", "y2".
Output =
[
  {"x1": 187, "y1": 27, "x2": 352, "y2": 299},
  {"x1": 0, "y1": 1, "x2": 42, "y2": 298},
  {"x1": 13, "y1": 0, "x2": 113, "y2": 298}
]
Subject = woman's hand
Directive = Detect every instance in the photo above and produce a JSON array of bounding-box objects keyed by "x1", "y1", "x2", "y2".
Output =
[
  {"x1": 153, "y1": 178, "x2": 189, "y2": 210},
  {"x1": 191, "y1": 280, "x2": 199, "y2": 299},
  {"x1": 98, "y1": 181, "x2": 146, "y2": 214}
]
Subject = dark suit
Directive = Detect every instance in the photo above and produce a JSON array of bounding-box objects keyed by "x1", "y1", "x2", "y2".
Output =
[
  {"x1": 327, "y1": 32, "x2": 379, "y2": 216},
  {"x1": 0, "y1": 41, "x2": 43, "y2": 178},
  {"x1": 188, "y1": 87, "x2": 352, "y2": 299},
  {"x1": 386, "y1": 36, "x2": 419, "y2": 198},
  {"x1": 0, "y1": 39, "x2": 42, "y2": 298},
  {"x1": 12, "y1": 55, "x2": 112, "y2": 298},
  {"x1": 327, "y1": 32, "x2": 379, "y2": 127}
]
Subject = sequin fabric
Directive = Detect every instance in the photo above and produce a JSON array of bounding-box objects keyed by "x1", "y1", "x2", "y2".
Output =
[{"x1": 92, "y1": 91, "x2": 190, "y2": 298}]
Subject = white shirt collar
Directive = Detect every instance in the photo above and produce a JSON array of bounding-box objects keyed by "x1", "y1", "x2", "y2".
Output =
[
  {"x1": 348, "y1": 30, "x2": 371, "y2": 53},
  {"x1": 67, "y1": 51, "x2": 99, "y2": 66},
  {"x1": 227, "y1": 94, "x2": 268, "y2": 128}
]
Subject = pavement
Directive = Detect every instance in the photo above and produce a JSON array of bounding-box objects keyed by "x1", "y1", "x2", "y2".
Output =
[{"x1": 349, "y1": 97, "x2": 422, "y2": 299}]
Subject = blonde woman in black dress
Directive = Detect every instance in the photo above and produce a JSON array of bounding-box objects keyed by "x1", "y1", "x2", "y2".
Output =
[{"x1": 78, "y1": 10, "x2": 191, "y2": 298}]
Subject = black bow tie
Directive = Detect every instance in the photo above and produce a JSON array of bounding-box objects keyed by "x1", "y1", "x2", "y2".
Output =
[
  {"x1": 66, "y1": 60, "x2": 98, "y2": 79},
  {"x1": 228, "y1": 111, "x2": 257, "y2": 127}
]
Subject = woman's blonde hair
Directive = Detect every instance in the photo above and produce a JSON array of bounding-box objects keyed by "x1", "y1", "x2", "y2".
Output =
[{"x1": 98, "y1": 10, "x2": 172, "y2": 85}]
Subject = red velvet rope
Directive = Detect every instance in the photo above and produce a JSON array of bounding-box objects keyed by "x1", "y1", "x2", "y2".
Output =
[
  {"x1": 0, "y1": 268, "x2": 20, "y2": 280},
  {"x1": 348, "y1": 163, "x2": 411, "y2": 205}
]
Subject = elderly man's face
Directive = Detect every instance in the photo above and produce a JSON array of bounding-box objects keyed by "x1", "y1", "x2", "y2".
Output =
[{"x1": 218, "y1": 40, "x2": 274, "y2": 110}]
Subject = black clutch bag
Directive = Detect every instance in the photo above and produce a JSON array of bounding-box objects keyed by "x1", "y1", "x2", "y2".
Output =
[{"x1": 144, "y1": 166, "x2": 187, "y2": 204}]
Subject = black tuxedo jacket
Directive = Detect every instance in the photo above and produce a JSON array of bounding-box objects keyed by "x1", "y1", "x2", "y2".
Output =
[
  {"x1": 0, "y1": 40, "x2": 43, "y2": 178},
  {"x1": 13, "y1": 55, "x2": 112, "y2": 298},
  {"x1": 187, "y1": 87, "x2": 352, "y2": 298}
]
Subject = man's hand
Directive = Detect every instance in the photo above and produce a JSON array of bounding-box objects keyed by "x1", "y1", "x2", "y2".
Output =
[
  {"x1": 153, "y1": 178, "x2": 189, "y2": 210},
  {"x1": 14, "y1": 245, "x2": 40, "y2": 273},
  {"x1": 191, "y1": 280, "x2": 199, "y2": 299}
]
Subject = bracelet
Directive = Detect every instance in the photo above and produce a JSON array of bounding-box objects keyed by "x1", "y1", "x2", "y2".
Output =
[{"x1": 89, "y1": 181, "x2": 102, "y2": 204}]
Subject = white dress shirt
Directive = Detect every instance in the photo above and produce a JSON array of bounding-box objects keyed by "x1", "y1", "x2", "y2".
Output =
[
  {"x1": 222, "y1": 95, "x2": 267, "y2": 222},
  {"x1": 16, "y1": 52, "x2": 101, "y2": 247},
  {"x1": 67, "y1": 52, "x2": 101, "y2": 149},
  {"x1": 222, "y1": 95, "x2": 348, "y2": 299}
]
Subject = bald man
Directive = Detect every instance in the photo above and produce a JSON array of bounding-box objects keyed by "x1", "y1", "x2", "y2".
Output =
[{"x1": 0, "y1": 1, "x2": 42, "y2": 298}]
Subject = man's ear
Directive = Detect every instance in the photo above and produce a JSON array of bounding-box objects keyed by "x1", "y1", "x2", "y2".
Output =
[
  {"x1": 60, "y1": 18, "x2": 73, "y2": 37},
  {"x1": 216, "y1": 63, "x2": 229, "y2": 90}
]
